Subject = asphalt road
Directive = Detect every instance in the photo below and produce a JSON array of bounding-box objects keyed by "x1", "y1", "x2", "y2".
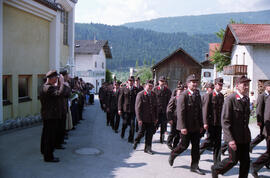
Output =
[{"x1": 0, "y1": 96, "x2": 269, "y2": 178}]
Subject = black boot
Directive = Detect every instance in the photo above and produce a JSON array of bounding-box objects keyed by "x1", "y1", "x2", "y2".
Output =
[{"x1": 168, "y1": 153, "x2": 177, "y2": 166}]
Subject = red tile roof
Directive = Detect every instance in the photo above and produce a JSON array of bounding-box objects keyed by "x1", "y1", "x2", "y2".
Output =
[
  {"x1": 230, "y1": 24, "x2": 270, "y2": 44},
  {"x1": 221, "y1": 24, "x2": 270, "y2": 52},
  {"x1": 209, "y1": 43, "x2": 220, "y2": 58}
]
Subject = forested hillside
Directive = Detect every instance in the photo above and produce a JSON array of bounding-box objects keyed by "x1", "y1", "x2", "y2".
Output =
[
  {"x1": 75, "y1": 23, "x2": 219, "y2": 71},
  {"x1": 123, "y1": 10, "x2": 270, "y2": 34}
]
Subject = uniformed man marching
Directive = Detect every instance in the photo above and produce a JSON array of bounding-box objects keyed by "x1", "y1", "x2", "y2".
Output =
[
  {"x1": 166, "y1": 85, "x2": 184, "y2": 150},
  {"x1": 251, "y1": 82, "x2": 270, "y2": 177},
  {"x1": 211, "y1": 76, "x2": 251, "y2": 178},
  {"x1": 250, "y1": 81, "x2": 270, "y2": 153},
  {"x1": 118, "y1": 76, "x2": 138, "y2": 143},
  {"x1": 40, "y1": 70, "x2": 64, "y2": 162},
  {"x1": 133, "y1": 80, "x2": 158, "y2": 154},
  {"x1": 200, "y1": 78, "x2": 224, "y2": 165},
  {"x1": 168, "y1": 74, "x2": 205, "y2": 175},
  {"x1": 153, "y1": 76, "x2": 172, "y2": 143},
  {"x1": 135, "y1": 77, "x2": 144, "y2": 132},
  {"x1": 106, "y1": 81, "x2": 121, "y2": 133}
]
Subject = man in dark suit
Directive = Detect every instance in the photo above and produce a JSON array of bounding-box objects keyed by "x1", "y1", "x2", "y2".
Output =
[
  {"x1": 166, "y1": 85, "x2": 184, "y2": 150},
  {"x1": 106, "y1": 81, "x2": 121, "y2": 133},
  {"x1": 118, "y1": 76, "x2": 138, "y2": 143},
  {"x1": 251, "y1": 82, "x2": 270, "y2": 177},
  {"x1": 40, "y1": 70, "x2": 64, "y2": 162},
  {"x1": 133, "y1": 80, "x2": 158, "y2": 154},
  {"x1": 200, "y1": 78, "x2": 224, "y2": 165},
  {"x1": 168, "y1": 74, "x2": 205, "y2": 175},
  {"x1": 250, "y1": 81, "x2": 270, "y2": 153},
  {"x1": 153, "y1": 76, "x2": 172, "y2": 143},
  {"x1": 211, "y1": 76, "x2": 251, "y2": 178},
  {"x1": 135, "y1": 77, "x2": 144, "y2": 132}
]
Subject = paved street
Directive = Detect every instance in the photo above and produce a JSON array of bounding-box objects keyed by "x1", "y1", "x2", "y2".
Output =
[{"x1": 0, "y1": 97, "x2": 269, "y2": 178}]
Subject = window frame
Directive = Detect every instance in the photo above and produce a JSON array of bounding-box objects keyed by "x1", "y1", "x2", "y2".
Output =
[
  {"x1": 3, "y1": 75, "x2": 12, "y2": 106},
  {"x1": 18, "y1": 75, "x2": 32, "y2": 103}
]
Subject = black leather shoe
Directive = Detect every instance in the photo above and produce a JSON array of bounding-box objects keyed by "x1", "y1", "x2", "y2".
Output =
[
  {"x1": 250, "y1": 163, "x2": 259, "y2": 178},
  {"x1": 168, "y1": 154, "x2": 176, "y2": 166},
  {"x1": 265, "y1": 163, "x2": 270, "y2": 169},
  {"x1": 190, "y1": 168, "x2": 205, "y2": 175},
  {"x1": 211, "y1": 165, "x2": 218, "y2": 178},
  {"x1": 44, "y1": 158, "x2": 60, "y2": 163},
  {"x1": 115, "y1": 130, "x2": 118, "y2": 133},
  {"x1": 121, "y1": 132, "x2": 124, "y2": 139},
  {"x1": 128, "y1": 139, "x2": 134, "y2": 143},
  {"x1": 133, "y1": 142, "x2": 138, "y2": 150},
  {"x1": 144, "y1": 149, "x2": 154, "y2": 155}
]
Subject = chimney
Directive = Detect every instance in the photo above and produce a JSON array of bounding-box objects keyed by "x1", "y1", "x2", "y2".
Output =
[{"x1": 205, "y1": 53, "x2": 209, "y2": 61}]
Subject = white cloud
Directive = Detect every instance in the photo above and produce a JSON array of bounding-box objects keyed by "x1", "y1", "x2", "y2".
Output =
[
  {"x1": 217, "y1": 0, "x2": 270, "y2": 12},
  {"x1": 75, "y1": 0, "x2": 160, "y2": 25}
]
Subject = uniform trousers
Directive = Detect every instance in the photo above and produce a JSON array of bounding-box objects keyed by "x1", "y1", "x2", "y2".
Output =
[
  {"x1": 167, "y1": 122, "x2": 180, "y2": 148},
  {"x1": 212, "y1": 143, "x2": 250, "y2": 178},
  {"x1": 56, "y1": 115, "x2": 66, "y2": 146},
  {"x1": 156, "y1": 112, "x2": 167, "y2": 137},
  {"x1": 171, "y1": 132, "x2": 201, "y2": 169},
  {"x1": 109, "y1": 110, "x2": 120, "y2": 131},
  {"x1": 134, "y1": 122, "x2": 155, "y2": 149},
  {"x1": 250, "y1": 125, "x2": 265, "y2": 150},
  {"x1": 121, "y1": 112, "x2": 136, "y2": 141},
  {"x1": 252, "y1": 138, "x2": 270, "y2": 172},
  {"x1": 41, "y1": 119, "x2": 58, "y2": 160},
  {"x1": 200, "y1": 125, "x2": 222, "y2": 164}
]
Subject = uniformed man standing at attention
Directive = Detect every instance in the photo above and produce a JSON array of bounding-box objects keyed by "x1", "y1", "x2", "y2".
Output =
[
  {"x1": 153, "y1": 76, "x2": 172, "y2": 143},
  {"x1": 40, "y1": 70, "x2": 64, "y2": 162},
  {"x1": 118, "y1": 76, "x2": 138, "y2": 143},
  {"x1": 211, "y1": 76, "x2": 251, "y2": 178},
  {"x1": 168, "y1": 74, "x2": 205, "y2": 175},
  {"x1": 133, "y1": 80, "x2": 158, "y2": 154},
  {"x1": 200, "y1": 78, "x2": 224, "y2": 165}
]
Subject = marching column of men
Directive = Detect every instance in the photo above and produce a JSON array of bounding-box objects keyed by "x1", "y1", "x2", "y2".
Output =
[
  {"x1": 99, "y1": 74, "x2": 270, "y2": 177},
  {"x1": 40, "y1": 70, "x2": 88, "y2": 162}
]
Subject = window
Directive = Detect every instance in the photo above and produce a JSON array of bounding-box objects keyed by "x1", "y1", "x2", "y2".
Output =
[
  {"x1": 37, "y1": 75, "x2": 46, "y2": 99},
  {"x1": 18, "y1": 75, "x2": 31, "y2": 103},
  {"x1": 203, "y1": 72, "x2": 211, "y2": 78},
  {"x1": 95, "y1": 61, "x2": 97, "y2": 68},
  {"x1": 61, "y1": 11, "x2": 69, "y2": 45},
  {"x1": 235, "y1": 54, "x2": 238, "y2": 64},
  {"x1": 3, "y1": 75, "x2": 11, "y2": 105},
  {"x1": 102, "y1": 62, "x2": 104, "y2": 69}
]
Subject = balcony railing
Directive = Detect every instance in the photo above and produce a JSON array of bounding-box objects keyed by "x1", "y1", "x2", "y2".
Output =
[{"x1": 223, "y1": 65, "x2": 247, "y2": 75}]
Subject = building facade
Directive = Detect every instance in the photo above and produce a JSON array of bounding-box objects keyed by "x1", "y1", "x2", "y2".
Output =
[
  {"x1": 1, "y1": 0, "x2": 77, "y2": 123},
  {"x1": 152, "y1": 48, "x2": 202, "y2": 90},
  {"x1": 74, "y1": 40, "x2": 112, "y2": 92},
  {"x1": 221, "y1": 24, "x2": 270, "y2": 97}
]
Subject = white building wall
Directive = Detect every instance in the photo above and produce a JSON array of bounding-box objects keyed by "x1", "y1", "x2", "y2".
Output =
[
  {"x1": 230, "y1": 45, "x2": 254, "y2": 92},
  {"x1": 253, "y1": 45, "x2": 270, "y2": 96},
  {"x1": 75, "y1": 49, "x2": 107, "y2": 92}
]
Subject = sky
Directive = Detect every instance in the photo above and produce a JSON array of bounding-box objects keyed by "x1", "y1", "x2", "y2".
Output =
[{"x1": 75, "y1": 0, "x2": 270, "y2": 25}]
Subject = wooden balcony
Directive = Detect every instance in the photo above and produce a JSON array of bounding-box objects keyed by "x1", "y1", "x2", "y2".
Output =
[{"x1": 223, "y1": 65, "x2": 247, "y2": 75}]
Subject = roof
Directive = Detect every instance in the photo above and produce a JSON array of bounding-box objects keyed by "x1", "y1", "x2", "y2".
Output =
[
  {"x1": 221, "y1": 24, "x2": 270, "y2": 52},
  {"x1": 75, "y1": 40, "x2": 112, "y2": 59},
  {"x1": 209, "y1": 43, "x2": 220, "y2": 58},
  {"x1": 34, "y1": 0, "x2": 59, "y2": 11},
  {"x1": 152, "y1": 48, "x2": 202, "y2": 70}
]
